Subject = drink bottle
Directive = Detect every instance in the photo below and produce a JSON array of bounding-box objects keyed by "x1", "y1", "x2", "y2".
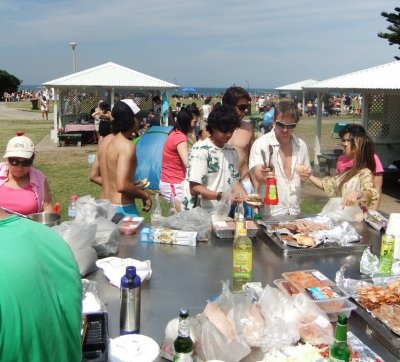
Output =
[
  {"x1": 120, "y1": 266, "x2": 141, "y2": 334},
  {"x1": 67, "y1": 195, "x2": 78, "y2": 220},
  {"x1": 329, "y1": 314, "x2": 350, "y2": 362},
  {"x1": 265, "y1": 175, "x2": 278, "y2": 205},
  {"x1": 379, "y1": 233, "x2": 395, "y2": 274},
  {"x1": 173, "y1": 308, "x2": 193, "y2": 362},
  {"x1": 169, "y1": 192, "x2": 177, "y2": 215},
  {"x1": 151, "y1": 193, "x2": 162, "y2": 227},
  {"x1": 233, "y1": 228, "x2": 252, "y2": 293},
  {"x1": 234, "y1": 197, "x2": 245, "y2": 238}
]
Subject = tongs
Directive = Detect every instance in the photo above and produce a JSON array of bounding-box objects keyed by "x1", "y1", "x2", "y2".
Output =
[{"x1": 261, "y1": 145, "x2": 274, "y2": 169}]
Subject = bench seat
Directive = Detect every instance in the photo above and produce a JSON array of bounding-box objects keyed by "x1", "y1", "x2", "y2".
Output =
[{"x1": 58, "y1": 133, "x2": 82, "y2": 147}]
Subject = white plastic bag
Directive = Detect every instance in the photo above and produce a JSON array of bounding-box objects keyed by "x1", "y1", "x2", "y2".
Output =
[
  {"x1": 93, "y1": 217, "x2": 120, "y2": 257},
  {"x1": 75, "y1": 195, "x2": 115, "y2": 223},
  {"x1": 53, "y1": 222, "x2": 98, "y2": 276}
]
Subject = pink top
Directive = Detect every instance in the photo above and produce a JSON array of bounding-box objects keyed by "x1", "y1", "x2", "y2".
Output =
[
  {"x1": 0, "y1": 184, "x2": 38, "y2": 214},
  {"x1": 0, "y1": 162, "x2": 47, "y2": 213},
  {"x1": 336, "y1": 154, "x2": 384, "y2": 174},
  {"x1": 161, "y1": 130, "x2": 188, "y2": 183}
]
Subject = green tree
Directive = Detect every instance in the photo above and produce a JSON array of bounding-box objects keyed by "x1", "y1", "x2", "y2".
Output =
[
  {"x1": 378, "y1": 7, "x2": 400, "y2": 60},
  {"x1": 0, "y1": 70, "x2": 21, "y2": 99}
]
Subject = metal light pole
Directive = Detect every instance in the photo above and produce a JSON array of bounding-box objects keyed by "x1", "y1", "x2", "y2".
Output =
[
  {"x1": 69, "y1": 42, "x2": 77, "y2": 73},
  {"x1": 245, "y1": 80, "x2": 249, "y2": 92}
]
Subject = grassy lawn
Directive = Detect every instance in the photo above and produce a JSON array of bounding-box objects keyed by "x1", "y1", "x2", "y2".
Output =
[{"x1": 1, "y1": 100, "x2": 359, "y2": 221}]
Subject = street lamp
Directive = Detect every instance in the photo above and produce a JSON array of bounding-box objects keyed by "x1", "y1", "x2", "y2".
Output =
[
  {"x1": 69, "y1": 42, "x2": 77, "y2": 73},
  {"x1": 245, "y1": 80, "x2": 249, "y2": 92}
]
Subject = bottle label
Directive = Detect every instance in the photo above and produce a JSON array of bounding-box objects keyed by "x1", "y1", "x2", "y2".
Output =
[
  {"x1": 268, "y1": 185, "x2": 277, "y2": 200},
  {"x1": 233, "y1": 250, "x2": 252, "y2": 279},
  {"x1": 173, "y1": 352, "x2": 193, "y2": 362},
  {"x1": 67, "y1": 207, "x2": 76, "y2": 219},
  {"x1": 379, "y1": 234, "x2": 395, "y2": 274},
  {"x1": 178, "y1": 318, "x2": 190, "y2": 337}
]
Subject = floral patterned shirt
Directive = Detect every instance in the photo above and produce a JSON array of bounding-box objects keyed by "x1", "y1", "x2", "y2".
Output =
[
  {"x1": 182, "y1": 137, "x2": 239, "y2": 212},
  {"x1": 322, "y1": 168, "x2": 379, "y2": 208}
]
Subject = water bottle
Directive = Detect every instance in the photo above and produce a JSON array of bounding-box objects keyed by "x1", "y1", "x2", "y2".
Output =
[
  {"x1": 67, "y1": 195, "x2": 78, "y2": 220},
  {"x1": 151, "y1": 193, "x2": 162, "y2": 227},
  {"x1": 120, "y1": 266, "x2": 141, "y2": 334}
]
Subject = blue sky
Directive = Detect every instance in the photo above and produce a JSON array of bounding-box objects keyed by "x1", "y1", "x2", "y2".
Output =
[{"x1": 0, "y1": 0, "x2": 399, "y2": 88}]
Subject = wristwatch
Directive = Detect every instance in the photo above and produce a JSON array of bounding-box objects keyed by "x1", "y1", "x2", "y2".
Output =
[{"x1": 216, "y1": 192, "x2": 223, "y2": 201}]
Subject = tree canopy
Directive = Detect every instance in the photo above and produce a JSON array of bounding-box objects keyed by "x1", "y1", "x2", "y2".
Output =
[
  {"x1": 378, "y1": 7, "x2": 400, "y2": 60},
  {"x1": 0, "y1": 70, "x2": 21, "y2": 96}
]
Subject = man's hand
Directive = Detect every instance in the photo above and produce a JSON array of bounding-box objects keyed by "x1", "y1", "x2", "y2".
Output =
[{"x1": 142, "y1": 195, "x2": 152, "y2": 212}]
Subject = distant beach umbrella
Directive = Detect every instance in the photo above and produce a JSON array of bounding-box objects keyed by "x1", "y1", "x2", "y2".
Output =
[{"x1": 182, "y1": 87, "x2": 197, "y2": 93}]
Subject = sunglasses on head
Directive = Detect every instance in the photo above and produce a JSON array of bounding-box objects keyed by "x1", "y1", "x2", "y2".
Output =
[
  {"x1": 275, "y1": 120, "x2": 297, "y2": 130},
  {"x1": 8, "y1": 158, "x2": 33, "y2": 167},
  {"x1": 236, "y1": 104, "x2": 249, "y2": 111}
]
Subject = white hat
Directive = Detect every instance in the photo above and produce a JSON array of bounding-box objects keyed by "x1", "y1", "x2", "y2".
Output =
[
  {"x1": 121, "y1": 99, "x2": 140, "y2": 115},
  {"x1": 3, "y1": 134, "x2": 35, "y2": 159}
]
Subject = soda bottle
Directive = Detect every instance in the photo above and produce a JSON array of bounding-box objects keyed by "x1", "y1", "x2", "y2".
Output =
[
  {"x1": 173, "y1": 308, "x2": 193, "y2": 362},
  {"x1": 67, "y1": 195, "x2": 78, "y2": 220},
  {"x1": 120, "y1": 266, "x2": 141, "y2": 335},
  {"x1": 233, "y1": 228, "x2": 252, "y2": 293},
  {"x1": 329, "y1": 314, "x2": 350, "y2": 362},
  {"x1": 151, "y1": 193, "x2": 162, "y2": 227},
  {"x1": 265, "y1": 174, "x2": 278, "y2": 205},
  {"x1": 379, "y1": 233, "x2": 395, "y2": 274}
]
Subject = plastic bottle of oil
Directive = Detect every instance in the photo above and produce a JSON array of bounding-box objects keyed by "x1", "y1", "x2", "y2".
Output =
[{"x1": 232, "y1": 228, "x2": 252, "y2": 293}]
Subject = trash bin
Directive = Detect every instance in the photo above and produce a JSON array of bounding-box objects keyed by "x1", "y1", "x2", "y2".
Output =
[{"x1": 31, "y1": 99, "x2": 39, "y2": 110}]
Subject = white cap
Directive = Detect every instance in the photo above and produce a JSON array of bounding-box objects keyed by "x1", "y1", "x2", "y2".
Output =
[
  {"x1": 3, "y1": 133, "x2": 35, "y2": 159},
  {"x1": 121, "y1": 99, "x2": 140, "y2": 115}
]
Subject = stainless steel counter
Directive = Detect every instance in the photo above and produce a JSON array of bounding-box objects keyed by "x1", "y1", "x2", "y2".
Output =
[{"x1": 87, "y1": 222, "x2": 397, "y2": 362}]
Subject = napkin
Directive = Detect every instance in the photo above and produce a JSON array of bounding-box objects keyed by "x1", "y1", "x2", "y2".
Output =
[{"x1": 96, "y1": 257, "x2": 152, "y2": 288}]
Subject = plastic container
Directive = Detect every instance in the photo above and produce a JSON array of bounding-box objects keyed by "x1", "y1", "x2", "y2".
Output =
[
  {"x1": 213, "y1": 220, "x2": 258, "y2": 239},
  {"x1": 274, "y1": 278, "x2": 356, "y2": 321},
  {"x1": 282, "y1": 270, "x2": 350, "y2": 312},
  {"x1": 82, "y1": 312, "x2": 109, "y2": 362},
  {"x1": 117, "y1": 217, "x2": 143, "y2": 235}
]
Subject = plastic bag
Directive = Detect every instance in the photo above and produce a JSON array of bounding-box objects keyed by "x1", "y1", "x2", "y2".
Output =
[
  {"x1": 158, "y1": 207, "x2": 212, "y2": 241},
  {"x1": 75, "y1": 195, "x2": 115, "y2": 223},
  {"x1": 82, "y1": 279, "x2": 107, "y2": 313},
  {"x1": 194, "y1": 281, "x2": 251, "y2": 362},
  {"x1": 53, "y1": 222, "x2": 98, "y2": 276},
  {"x1": 319, "y1": 197, "x2": 363, "y2": 222},
  {"x1": 93, "y1": 216, "x2": 120, "y2": 257}
]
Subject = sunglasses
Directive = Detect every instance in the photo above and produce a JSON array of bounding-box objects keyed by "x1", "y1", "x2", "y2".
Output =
[
  {"x1": 8, "y1": 158, "x2": 33, "y2": 167},
  {"x1": 275, "y1": 120, "x2": 297, "y2": 130},
  {"x1": 236, "y1": 104, "x2": 250, "y2": 111}
]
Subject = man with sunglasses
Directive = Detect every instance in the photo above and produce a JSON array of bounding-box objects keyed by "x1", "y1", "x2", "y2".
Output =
[
  {"x1": 0, "y1": 133, "x2": 53, "y2": 215},
  {"x1": 223, "y1": 86, "x2": 255, "y2": 217},
  {"x1": 249, "y1": 100, "x2": 311, "y2": 217}
]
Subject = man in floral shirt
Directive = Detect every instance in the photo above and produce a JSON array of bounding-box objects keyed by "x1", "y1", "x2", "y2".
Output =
[{"x1": 182, "y1": 105, "x2": 246, "y2": 214}]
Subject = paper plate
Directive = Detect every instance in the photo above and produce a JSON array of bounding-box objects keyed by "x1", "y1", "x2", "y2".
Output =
[{"x1": 109, "y1": 334, "x2": 160, "y2": 362}]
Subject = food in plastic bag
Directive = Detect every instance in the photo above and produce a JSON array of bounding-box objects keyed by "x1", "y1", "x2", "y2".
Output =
[
  {"x1": 93, "y1": 216, "x2": 120, "y2": 256},
  {"x1": 319, "y1": 197, "x2": 363, "y2": 222},
  {"x1": 82, "y1": 279, "x2": 107, "y2": 314},
  {"x1": 53, "y1": 222, "x2": 98, "y2": 276},
  {"x1": 158, "y1": 207, "x2": 212, "y2": 241}
]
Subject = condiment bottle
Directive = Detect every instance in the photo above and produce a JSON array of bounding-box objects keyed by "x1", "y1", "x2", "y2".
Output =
[
  {"x1": 173, "y1": 308, "x2": 193, "y2": 361},
  {"x1": 265, "y1": 173, "x2": 278, "y2": 205},
  {"x1": 379, "y1": 233, "x2": 395, "y2": 274},
  {"x1": 120, "y1": 266, "x2": 141, "y2": 335},
  {"x1": 67, "y1": 194, "x2": 78, "y2": 220},
  {"x1": 234, "y1": 195, "x2": 245, "y2": 238},
  {"x1": 329, "y1": 314, "x2": 350, "y2": 362},
  {"x1": 232, "y1": 228, "x2": 252, "y2": 293}
]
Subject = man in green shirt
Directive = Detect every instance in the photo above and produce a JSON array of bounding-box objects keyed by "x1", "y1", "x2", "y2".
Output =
[{"x1": 0, "y1": 211, "x2": 82, "y2": 362}]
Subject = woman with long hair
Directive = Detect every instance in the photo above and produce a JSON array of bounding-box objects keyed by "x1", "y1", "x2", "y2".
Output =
[
  {"x1": 307, "y1": 132, "x2": 379, "y2": 208},
  {"x1": 160, "y1": 105, "x2": 200, "y2": 211}
]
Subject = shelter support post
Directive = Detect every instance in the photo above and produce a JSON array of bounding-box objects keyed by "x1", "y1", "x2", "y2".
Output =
[
  {"x1": 361, "y1": 92, "x2": 368, "y2": 129},
  {"x1": 313, "y1": 92, "x2": 323, "y2": 169},
  {"x1": 51, "y1": 88, "x2": 60, "y2": 143}
]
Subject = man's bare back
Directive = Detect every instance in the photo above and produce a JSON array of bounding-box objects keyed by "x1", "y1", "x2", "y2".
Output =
[{"x1": 228, "y1": 120, "x2": 254, "y2": 180}]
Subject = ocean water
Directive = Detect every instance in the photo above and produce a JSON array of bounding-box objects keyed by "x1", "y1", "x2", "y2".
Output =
[{"x1": 19, "y1": 84, "x2": 276, "y2": 96}]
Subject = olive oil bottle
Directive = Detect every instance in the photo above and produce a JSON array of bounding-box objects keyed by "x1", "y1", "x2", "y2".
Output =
[{"x1": 232, "y1": 228, "x2": 252, "y2": 293}]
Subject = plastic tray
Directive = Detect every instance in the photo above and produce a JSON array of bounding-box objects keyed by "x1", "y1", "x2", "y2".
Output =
[
  {"x1": 117, "y1": 216, "x2": 143, "y2": 235},
  {"x1": 213, "y1": 220, "x2": 258, "y2": 239},
  {"x1": 82, "y1": 312, "x2": 109, "y2": 362}
]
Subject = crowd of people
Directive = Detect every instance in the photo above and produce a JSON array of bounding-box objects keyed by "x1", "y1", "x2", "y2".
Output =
[{"x1": 0, "y1": 86, "x2": 384, "y2": 360}]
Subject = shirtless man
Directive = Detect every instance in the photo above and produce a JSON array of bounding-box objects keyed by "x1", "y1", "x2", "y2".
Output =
[
  {"x1": 249, "y1": 100, "x2": 310, "y2": 217},
  {"x1": 90, "y1": 99, "x2": 152, "y2": 216},
  {"x1": 222, "y1": 87, "x2": 255, "y2": 216}
]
